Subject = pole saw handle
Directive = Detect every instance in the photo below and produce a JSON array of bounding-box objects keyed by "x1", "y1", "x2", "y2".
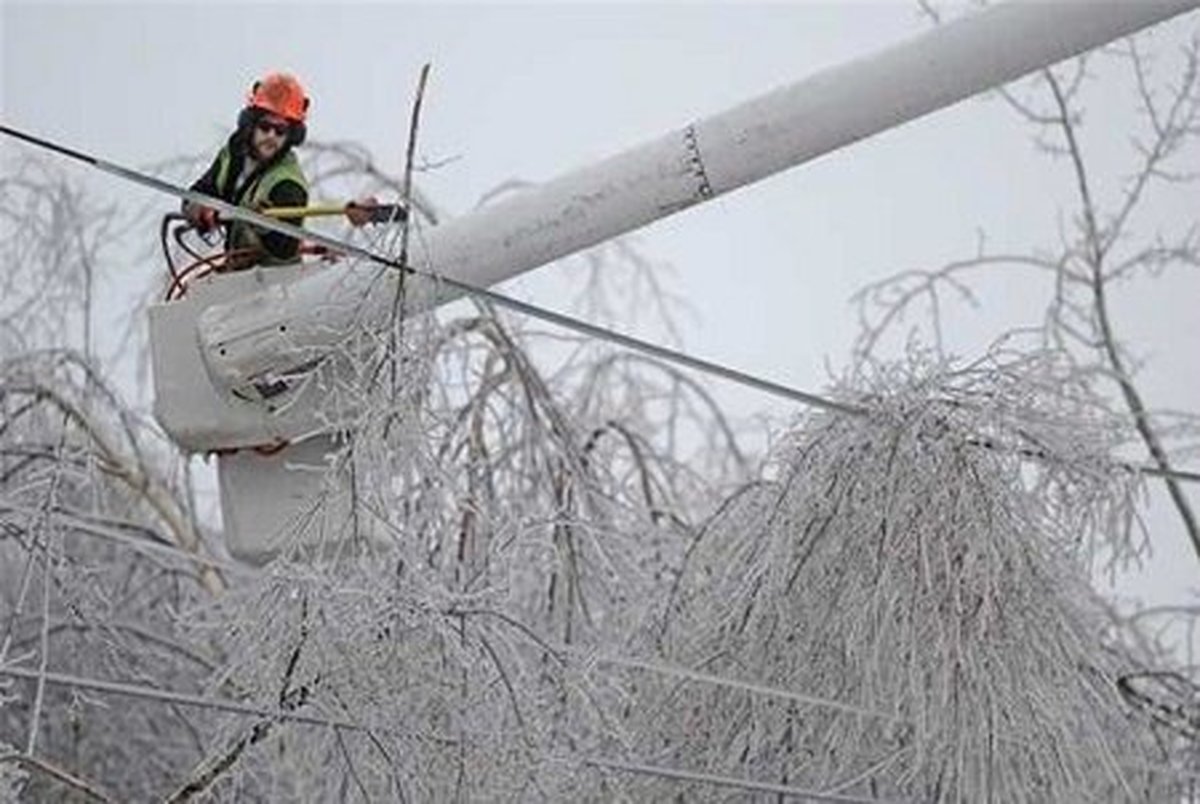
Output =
[{"x1": 261, "y1": 202, "x2": 408, "y2": 224}]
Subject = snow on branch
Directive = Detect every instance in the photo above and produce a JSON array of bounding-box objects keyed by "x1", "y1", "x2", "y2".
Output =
[{"x1": 649, "y1": 351, "x2": 1170, "y2": 801}]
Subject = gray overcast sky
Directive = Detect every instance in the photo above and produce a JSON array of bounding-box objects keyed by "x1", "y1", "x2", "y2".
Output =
[{"x1": 4, "y1": 2, "x2": 1199, "y2": 607}]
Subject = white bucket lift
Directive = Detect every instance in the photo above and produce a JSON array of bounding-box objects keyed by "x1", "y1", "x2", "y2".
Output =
[
  {"x1": 149, "y1": 263, "x2": 361, "y2": 565},
  {"x1": 150, "y1": 262, "x2": 340, "y2": 451},
  {"x1": 215, "y1": 431, "x2": 352, "y2": 565}
]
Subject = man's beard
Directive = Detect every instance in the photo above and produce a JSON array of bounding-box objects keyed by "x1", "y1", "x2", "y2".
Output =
[{"x1": 250, "y1": 139, "x2": 280, "y2": 162}]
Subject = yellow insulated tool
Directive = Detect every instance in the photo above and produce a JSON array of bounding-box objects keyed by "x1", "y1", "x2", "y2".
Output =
[{"x1": 261, "y1": 201, "x2": 407, "y2": 224}]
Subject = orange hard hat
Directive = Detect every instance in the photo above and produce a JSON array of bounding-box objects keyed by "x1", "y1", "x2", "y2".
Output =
[{"x1": 246, "y1": 73, "x2": 309, "y2": 124}]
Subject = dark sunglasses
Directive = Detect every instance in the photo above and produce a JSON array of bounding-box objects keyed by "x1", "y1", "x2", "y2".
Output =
[{"x1": 256, "y1": 119, "x2": 290, "y2": 137}]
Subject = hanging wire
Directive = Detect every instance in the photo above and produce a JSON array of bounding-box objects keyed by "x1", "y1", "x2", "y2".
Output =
[
  {"x1": 0, "y1": 504, "x2": 904, "y2": 728},
  {"x1": 0, "y1": 501, "x2": 253, "y2": 577},
  {"x1": 569, "y1": 649, "x2": 903, "y2": 723},
  {"x1": 0, "y1": 665, "x2": 361, "y2": 731},
  {"x1": 0, "y1": 665, "x2": 910, "y2": 802},
  {"x1": 1, "y1": 123, "x2": 1197, "y2": 485},
  {"x1": 573, "y1": 755, "x2": 911, "y2": 803}
]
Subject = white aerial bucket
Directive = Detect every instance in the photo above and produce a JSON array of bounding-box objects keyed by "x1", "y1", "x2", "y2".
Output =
[
  {"x1": 150, "y1": 265, "x2": 365, "y2": 563},
  {"x1": 148, "y1": 263, "x2": 342, "y2": 453},
  {"x1": 216, "y1": 432, "x2": 368, "y2": 565}
]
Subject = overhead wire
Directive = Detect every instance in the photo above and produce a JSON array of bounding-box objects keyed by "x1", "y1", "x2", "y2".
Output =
[
  {"x1": 0, "y1": 664, "x2": 910, "y2": 802},
  {"x1": 8, "y1": 661, "x2": 1193, "y2": 799},
  {"x1": 0, "y1": 503, "x2": 909, "y2": 726},
  {"x1": 0, "y1": 500, "x2": 254, "y2": 577},
  {"x1": 573, "y1": 755, "x2": 909, "y2": 803},
  {"x1": 3, "y1": 116, "x2": 1199, "y2": 800},
  {"x1": 0, "y1": 665, "x2": 361, "y2": 731},
  {"x1": 1, "y1": 123, "x2": 1198, "y2": 487},
  {"x1": 568, "y1": 648, "x2": 904, "y2": 723},
  {"x1": 0, "y1": 505, "x2": 910, "y2": 727}
]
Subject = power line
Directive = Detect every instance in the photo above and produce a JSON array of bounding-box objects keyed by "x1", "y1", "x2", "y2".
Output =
[
  {"x1": 1, "y1": 123, "x2": 1197, "y2": 486},
  {"x1": 0, "y1": 665, "x2": 361, "y2": 731},
  {"x1": 575, "y1": 756, "x2": 909, "y2": 803},
  {"x1": 1, "y1": 664, "x2": 909, "y2": 801},
  {"x1": 583, "y1": 650, "x2": 903, "y2": 723},
  {"x1": 0, "y1": 523, "x2": 901, "y2": 728},
  {"x1": 0, "y1": 122, "x2": 881, "y2": 421},
  {"x1": 7, "y1": 663, "x2": 1195, "y2": 799},
  {"x1": 2, "y1": 575, "x2": 906, "y2": 731}
]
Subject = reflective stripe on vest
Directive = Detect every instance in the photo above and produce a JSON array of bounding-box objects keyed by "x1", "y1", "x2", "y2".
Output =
[{"x1": 214, "y1": 146, "x2": 308, "y2": 266}]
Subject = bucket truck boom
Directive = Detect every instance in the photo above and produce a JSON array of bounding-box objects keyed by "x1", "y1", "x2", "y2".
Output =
[
  {"x1": 198, "y1": 0, "x2": 1200, "y2": 419},
  {"x1": 136, "y1": 0, "x2": 1195, "y2": 562}
]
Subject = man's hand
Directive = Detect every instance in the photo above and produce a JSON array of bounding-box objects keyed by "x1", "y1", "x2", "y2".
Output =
[
  {"x1": 345, "y1": 196, "x2": 380, "y2": 227},
  {"x1": 185, "y1": 202, "x2": 218, "y2": 234}
]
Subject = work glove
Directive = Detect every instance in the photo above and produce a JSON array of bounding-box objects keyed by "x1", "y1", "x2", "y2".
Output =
[
  {"x1": 345, "y1": 196, "x2": 380, "y2": 228},
  {"x1": 185, "y1": 203, "x2": 219, "y2": 234}
]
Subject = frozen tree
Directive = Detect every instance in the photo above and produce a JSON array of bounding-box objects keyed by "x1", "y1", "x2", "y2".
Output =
[
  {"x1": 847, "y1": 9, "x2": 1200, "y2": 794},
  {"x1": 649, "y1": 351, "x2": 1178, "y2": 801},
  {"x1": 5, "y1": 20, "x2": 1200, "y2": 798},
  {"x1": 854, "y1": 10, "x2": 1200, "y2": 556},
  {"x1": 1, "y1": 136, "x2": 756, "y2": 798},
  {"x1": 154, "y1": 138, "x2": 758, "y2": 798}
]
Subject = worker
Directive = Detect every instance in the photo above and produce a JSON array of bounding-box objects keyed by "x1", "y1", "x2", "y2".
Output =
[{"x1": 183, "y1": 72, "x2": 374, "y2": 269}]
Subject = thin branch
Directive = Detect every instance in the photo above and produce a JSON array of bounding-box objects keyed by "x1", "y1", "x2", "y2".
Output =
[
  {"x1": 0, "y1": 752, "x2": 113, "y2": 803},
  {"x1": 1046, "y1": 66, "x2": 1200, "y2": 560}
]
